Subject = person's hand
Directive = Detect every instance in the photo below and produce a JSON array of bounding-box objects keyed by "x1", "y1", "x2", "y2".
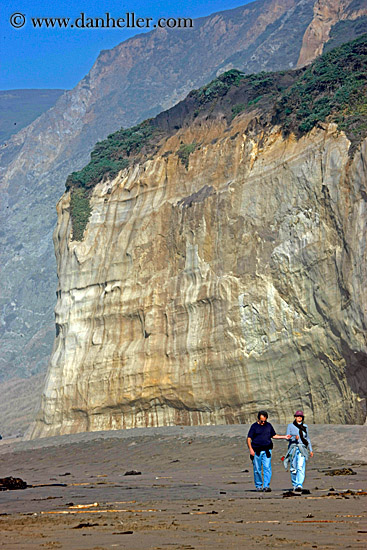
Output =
[
  {"x1": 310, "y1": 452, "x2": 314, "y2": 458},
  {"x1": 286, "y1": 434, "x2": 291, "y2": 439},
  {"x1": 296, "y1": 435, "x2": 299, "y2": 440},
  {"x1": 250, "y1": 448, "x2": 255, "y2": 457}
]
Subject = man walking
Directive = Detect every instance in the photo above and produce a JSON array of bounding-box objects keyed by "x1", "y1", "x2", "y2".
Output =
[{"x1": 247, "y1": 410, "x2": 290, "y2": 492}]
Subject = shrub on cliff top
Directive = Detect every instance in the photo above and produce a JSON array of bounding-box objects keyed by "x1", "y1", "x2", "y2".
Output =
[
  {"x1": 276, "y1": 33, "x2": 367, "y2": 139},
  {"x1": 66, "y1": 120, "x2": 158, "y2": 190},
  {"x1": 196, "y1": 69, "x2": 246, "y2": 104}
]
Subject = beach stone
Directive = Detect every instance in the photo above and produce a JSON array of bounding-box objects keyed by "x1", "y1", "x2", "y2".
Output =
[{"x1": 0, "y1": 477, "x2": 27, "y2": 490}]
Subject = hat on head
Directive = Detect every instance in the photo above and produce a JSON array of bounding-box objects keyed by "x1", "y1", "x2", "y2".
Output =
[{"x1": 294, "y1": 410, "x2": 304, "y2": 417}]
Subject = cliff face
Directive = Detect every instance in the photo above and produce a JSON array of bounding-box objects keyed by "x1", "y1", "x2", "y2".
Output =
[
  {"x1": 27, "y1": 106, "x2": 367, "y2": 437},
  {"x1": 1, "y1": 0, "x2": 365, "y2": 391}
]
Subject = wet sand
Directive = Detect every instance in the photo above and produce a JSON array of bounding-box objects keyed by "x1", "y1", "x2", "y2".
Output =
[{"x1": 0, "y1": 425, "x2": 366, "y2": 549}]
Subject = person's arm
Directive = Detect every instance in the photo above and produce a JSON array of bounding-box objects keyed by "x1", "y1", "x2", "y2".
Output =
[
  {"x1": 305, "y1": 426, "x2": 313, "y2": 456},
  {"x1": 270, "y1": 424, "x2": 291, "y2": 440},
  {"x1": 247, "y1": 436, "x2": 255, "y2": 456}
]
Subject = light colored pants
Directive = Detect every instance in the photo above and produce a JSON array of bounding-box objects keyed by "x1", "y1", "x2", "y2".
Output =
[
  {"x1": 253, "y1": 450, "x2": 272, "y2": 489},
  {"x1": 290, "y1": 447, "x2": 306, "y2": 488}
]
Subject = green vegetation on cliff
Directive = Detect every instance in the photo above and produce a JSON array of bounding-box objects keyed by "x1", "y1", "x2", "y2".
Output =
[
  {"x1": 177, "y1": 142, "x2": 198, "y2": 168},
  {"x1": 196, "y1": 69, "x2": 245, "y2": 103},
  {"x1": 66, "y1": 34, "x2": 367, "y2": 240},
  {"x1": 66, "y1": 120, "x2": 158, "y2": 190},
  {"x1": 276, "y1": 34, "x2": 367, "y2": 143},
  {"x1": 66, "y1": 120, "x2": 161, "y2": 240},
  {"x1": 70, "y1": 188, "x2": 92, "y2": 241}
]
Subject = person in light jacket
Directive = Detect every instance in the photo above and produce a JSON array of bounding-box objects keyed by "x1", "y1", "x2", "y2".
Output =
[{"x1": 285, "y1": 410, "x2": 313, "y2": 492}]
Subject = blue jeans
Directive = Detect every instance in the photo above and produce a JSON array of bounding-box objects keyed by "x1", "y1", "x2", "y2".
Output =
[
  {"x1": 290, "y1": 447, "x2": 306, "y2": 488},
  {"x1": 252, "y1": 450, "x2": 272, "y2": 488}
]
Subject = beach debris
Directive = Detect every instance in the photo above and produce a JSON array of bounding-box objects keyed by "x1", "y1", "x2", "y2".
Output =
[
  {"x1": 325, "y1": 489, "x2": 367, "y2": 497},
  {"x1": 59, "y1": 472, "x2": 71, "y2": 476},
  {"x1": 112, "y1": 530, "x2": 134, "y2": 535},
  {"x1": 0, "y1": 477, "x2": 27, "y2": 490},
  {"x1": 31, "y1": 483, "x2": 67, "y2": 487},
  {"x1": 41, "y1": 508, "x2": 158, "y2": 515},
  {"x1": 69, "y1": 502, "x2": 99, "y2": 509},
  {"x1": 190, "y1": 510, "x2": 219, "y2": 515},
  {"x1": 336, "y1": 514, "x2": 363, "y2": 517},
  {"x1": 72, "y1": 523, "x2": 99, "y2": 529},
  {"x1": 31, "y1": 496, "x2": 62, "y2": 501},
  {"x1": 282, "y1": 491, "x2": 300, "y2": 498},
  {"x1": 290, "y1": 519, "x2": 361, "y2": 524},
  {"x1": 324, "y1": 468, "x2": 357, "y2": 476},
  {"x1": 124, "y1": 470, "x2": 141, "y2": 476}
]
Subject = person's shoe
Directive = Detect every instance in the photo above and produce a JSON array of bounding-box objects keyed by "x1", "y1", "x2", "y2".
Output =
[
  {"x1": 295, "y1": 486, "x2": 302, "y2": 492},
  {"x1": 256, "y1": 487, "x2": 263, "y2": 492},
  {"x1": 263, "y1": 487, "x2": 272, "y2": 492}
]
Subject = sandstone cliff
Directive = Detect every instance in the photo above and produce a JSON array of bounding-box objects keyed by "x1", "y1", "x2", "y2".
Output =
[
  {"x1": 27, "y1": 38, "x2": 367, "y2": 438},
  {"x1": 1, "y1": 0, "x2": 365, "y2": 402}
]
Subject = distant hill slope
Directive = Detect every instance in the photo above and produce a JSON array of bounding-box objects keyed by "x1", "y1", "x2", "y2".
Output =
[
  {"x1": 0, "y1": 0, "x2": 366, "y2": 437},
  {"x1": 0, "y1": 89, "x2": 65, "y2": 144}
]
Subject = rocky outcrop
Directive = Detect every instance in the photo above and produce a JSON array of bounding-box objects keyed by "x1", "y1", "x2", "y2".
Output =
[
  {"x1": 297, "y1": 0, "x2": 367, "y2": 67},
  {"x1": 27, "y1": 105, "x2": 367, "y2": 438}
]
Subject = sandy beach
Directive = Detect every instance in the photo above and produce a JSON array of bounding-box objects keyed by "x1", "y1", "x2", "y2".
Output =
[{"x1": 0, "y1": 424, "x2": 366, "y2": 549}]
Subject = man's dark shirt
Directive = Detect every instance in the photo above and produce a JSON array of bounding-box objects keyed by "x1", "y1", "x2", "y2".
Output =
[{"x1": 247, "y1": 421, "x2": 276, "y2": 451}]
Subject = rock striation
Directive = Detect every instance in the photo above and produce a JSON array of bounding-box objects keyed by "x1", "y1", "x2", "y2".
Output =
[{"x1": 27, "y1": 51, "x2": 367, "y2": 437}]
